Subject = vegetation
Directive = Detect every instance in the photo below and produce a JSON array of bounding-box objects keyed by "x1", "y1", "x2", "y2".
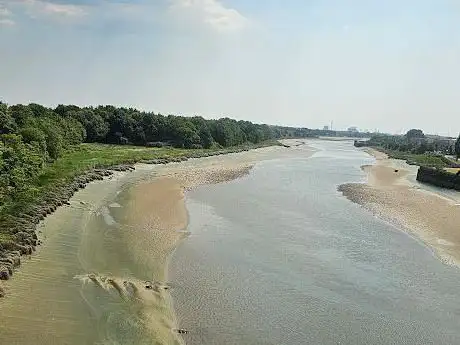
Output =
[
  {"x1": 0, "y1": 101, "x2": 317, "y2": 211},
  {"x1": 0, "y1": 100, "x2": 325, "y2": 256},
  {"x1": 455, "y1": 135, "x2": 460, "y2": 160},
  {"x1": 405, "y1": 128, "x2": 425, "y2": 139},
  {"x1": 382, "y1": 150, "x2": 454, "y2": 169},
  {"x1": 356, "y1": 129, "x2": 458, "y2": 168},
  {"x1": 417, "y1": 166, "x2": 460, "y2": 191}
]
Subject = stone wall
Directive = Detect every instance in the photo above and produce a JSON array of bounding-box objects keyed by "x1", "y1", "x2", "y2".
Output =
[{"x1": 416, "y1": 166, "x2": 460, "y2": 190}]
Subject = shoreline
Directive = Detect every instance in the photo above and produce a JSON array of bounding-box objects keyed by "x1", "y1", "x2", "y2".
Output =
[
  {"x1": 0, "y1": 141, "x2": 311, "y2": 345},
  {"x1": 0, "y1": 142, "x2": 280, "y2": 294},
  {"x1": 339, "y1": 147, "x2": 460, "y2": 267}
]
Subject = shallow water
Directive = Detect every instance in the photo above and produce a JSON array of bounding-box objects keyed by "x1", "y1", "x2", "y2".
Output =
[
  {"x1": 0, "y1": 168, "x2": 183, "y2": 345},
  {"x1": 2, "y1": 141, "x2": 460, "y2": 344},
  {"x1": 0, "y1": 148, "x2": 286, "y2": 345},
  {"x1": 171, "y1": 140, "x2": 460, "y2": 345}
]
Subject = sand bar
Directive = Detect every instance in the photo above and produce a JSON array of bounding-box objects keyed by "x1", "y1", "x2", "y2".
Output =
[{"x1": 340, "y1": 148, "x2": 460, "y2": 267}]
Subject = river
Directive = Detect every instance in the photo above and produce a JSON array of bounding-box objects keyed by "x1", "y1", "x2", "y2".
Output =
[
  {"x1": 1, "y1": 140, "x2": 459, "y2": 344},
  {"x1": 170, "y1": 140, "x2": 460, "y2": 345}
]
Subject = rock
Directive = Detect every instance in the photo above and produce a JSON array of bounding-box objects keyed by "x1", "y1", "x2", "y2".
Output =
[
  {"x1": 0, "y1": 258, "x2": 14, "y2": 266},
  {"x1": 14, "y1": 232, "x2": 31, "y2": 242},
  {"x1": 0, "y1": 240, "x2": 17, "y2": 252},
  {"x1": 15, "y1": 244, "x2": 32, "y2": 255},
  {"x1": 0, "y1": 284, "x2": 5, "y2": 297},
  {"x1": 2, "y1": 263, "x2": 13, "y2": 276},
  {"x1": 0, "y1": 266, "x2": 10, "y2": 280},
  {"x1": 7, "y1": 252, "x2": 21, "y2": 267}
]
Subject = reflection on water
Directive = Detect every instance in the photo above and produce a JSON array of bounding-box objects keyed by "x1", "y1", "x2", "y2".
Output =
[{"x1": 171, "y1": 140, "x2": 460, "y2": 345}]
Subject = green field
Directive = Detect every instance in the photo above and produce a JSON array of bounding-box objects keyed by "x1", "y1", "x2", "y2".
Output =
[{"x1": 37, "y1": 144, "x2": 191, "y2": 186}]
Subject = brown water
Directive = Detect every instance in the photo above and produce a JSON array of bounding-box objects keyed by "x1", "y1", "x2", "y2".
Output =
[{"x1": 0, "y1": 168, "x2": 184, "y2": 345}]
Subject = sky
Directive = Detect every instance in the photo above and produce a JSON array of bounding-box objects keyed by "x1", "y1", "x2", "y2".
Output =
[{"x1": 0, "y1": 0, "x2": 459, "y2": 135}]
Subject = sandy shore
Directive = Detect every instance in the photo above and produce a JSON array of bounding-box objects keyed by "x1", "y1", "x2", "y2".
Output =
[
  {"x1": 0, "y1": 142, "x2": 314, "y2": 345},
  {"x1": 339, "y1": 148, "x2": 460, "y2": 267}
]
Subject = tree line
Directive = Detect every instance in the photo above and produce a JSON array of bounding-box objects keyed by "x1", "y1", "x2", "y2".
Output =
[
  {"x1": 0, "y1": 102, "x2": 324, "y2": 153},
  {"x1": 0, "y1": 101, "x2": 321, "y2": 206},
  {"x1": 361, "y1": 129, "x2": 459, "y2": 156}
]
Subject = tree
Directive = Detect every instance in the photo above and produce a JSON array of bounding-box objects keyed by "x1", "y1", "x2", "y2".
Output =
[
  {"x1": 0, "y1": 134, "x2": 44, "y2": 197},
  {"x1": 9, "y1": 104, "x2": 35, "y2": 128},
  {"x1": 20, "y1": 127, "x2": 47, "y2": 153},
  {"x1": 37, "y1": 117, "x2": 65, "y2": 160},
  {"x1": 0, "y1": 103, "x2": 16, "y2": 134},
  {"x1": 69, "y1": 109, "x2": 107, "y2": 142},
  {"x1": 191, "y1": 116, "x2": 214, "y2": 148},
  {"x1": 455, "y1": 134, "x2": 460, "y2": 160},
  {"x1": 405, "y1": 129, "x2": 425, "y2": 139}
]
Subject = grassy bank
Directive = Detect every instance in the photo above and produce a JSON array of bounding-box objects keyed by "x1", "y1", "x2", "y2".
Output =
[
  {"x1": 373, "y1": 147, "x2": 454, "y2": 169},
  {"x1": 0, "y1": 141, "x2": 280, "y2": 284},
  {"x1": 38, "y1": 140, "x2": 279, "y2": 186}
]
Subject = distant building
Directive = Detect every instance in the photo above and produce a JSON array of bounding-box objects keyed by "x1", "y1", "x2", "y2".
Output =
[
  {"x1": 323, "y1": 125, "x2": 329, "y2": 131},
  {"x1": 347, "y1": 126, "x2": 359, "y2": 132}
]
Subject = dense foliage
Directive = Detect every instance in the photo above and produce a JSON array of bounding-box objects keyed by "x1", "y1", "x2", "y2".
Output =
[
  {"x1": 355, "y1": 129, "x2": 459, "y2": 169},
  {"x1": 2, "y1": 102, "x2": 323, "y2": 151},
  {"x1": 362, "y1": 129, "x2": 455, "y2": 155}
]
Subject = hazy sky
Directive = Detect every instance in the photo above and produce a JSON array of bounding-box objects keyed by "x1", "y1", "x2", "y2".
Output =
[{"x1": 0, "y1": 0, "x2": 459, "y2": 135}]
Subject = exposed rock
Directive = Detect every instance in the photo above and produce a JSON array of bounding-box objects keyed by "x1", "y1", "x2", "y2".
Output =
[
  {"x1": 14, "y1": 231, "x2": 31, "y2": 242},
  {"x1": 0, "y1": 266, "x2": 10, "y2": 280},
  {"x1": 0, "y1": 258, "x2": 14, "y2": 266},
  {"x1": 175, "y1": 329, "x2": 189, "y2": 334},
  {"x1": 15, "y1": 244, "x2": 32, "y2": 255},
  {"x1": 6, "y1": 252, "x2": 21, "y2": 267}
]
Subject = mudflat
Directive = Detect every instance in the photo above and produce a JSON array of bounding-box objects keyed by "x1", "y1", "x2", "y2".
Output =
[{"x1": 340, "y1": 148, "x2": 460, "y2": 267}]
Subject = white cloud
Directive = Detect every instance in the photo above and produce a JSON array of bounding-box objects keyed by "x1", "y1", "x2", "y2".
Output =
[
  {"x1": 3, "y1": 0, "x2": 87, "y2": 18},
  {"x1": 170, "y1": 0, "x2": 248, "y2": 32},
  {"x1": 0, "y1": 18, "x2": 14, "y2": 25},
  {"x1": 0, "y1": 6, "x2": 11, "y2": 17},
  {"x1": 0, "y1": 2, "x2": 14, "y2": 25},
  {"x1": 40, "y1": 2, "x2": 86, "y2": 16}
]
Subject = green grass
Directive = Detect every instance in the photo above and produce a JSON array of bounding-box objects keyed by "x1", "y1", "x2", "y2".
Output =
[
  {"x1": 37, "y1": 144, "x2": 191, "y2": 187},
  {"x1": 382, "y1": 149, "x2": 453, "y2": 169},
  {"x1": 36, "y1": 141, "x2": 279, "y2": 187}
]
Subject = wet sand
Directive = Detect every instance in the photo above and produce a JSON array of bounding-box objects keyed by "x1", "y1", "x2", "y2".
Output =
[
  {"x1": 340, "y1": 148, "x2": 460, "y2": 267},
  {"x1": 0, "y1": 143, "x2": 309, "y2": 345}
]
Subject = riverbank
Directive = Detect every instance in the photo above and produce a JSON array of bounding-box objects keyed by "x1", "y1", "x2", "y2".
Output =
[
  {"x1": 339, "y1": 147, "x2": 460, "y2": 267},
  {"x1": 0, "y1": 141, "x2": 280, "y2": 293},
  {"x1": 0, "y1": 142, "x2": 306, "y2": 345}
]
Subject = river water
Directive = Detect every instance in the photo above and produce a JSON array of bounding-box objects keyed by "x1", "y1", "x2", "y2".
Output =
[
  {"x1": 1, "y1": 140, "x2": 460, "y2": 345},
  {"x1": 170, "y1": 140, "x2": 460, "y2": 345}
]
